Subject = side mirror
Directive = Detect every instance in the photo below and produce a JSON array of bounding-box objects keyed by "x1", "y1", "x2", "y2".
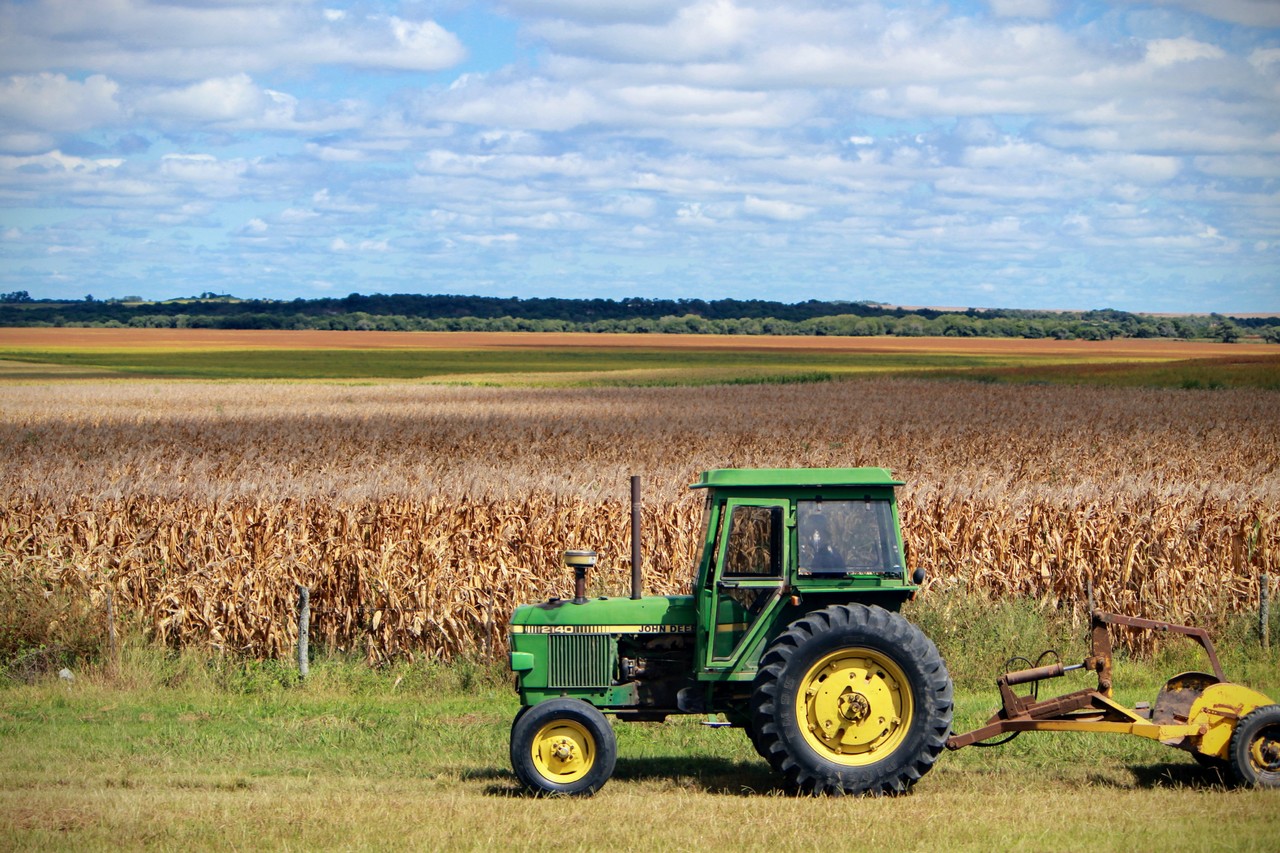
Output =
[{"x1": 911, "y1": 567, "x2": 927, "y2": 586}]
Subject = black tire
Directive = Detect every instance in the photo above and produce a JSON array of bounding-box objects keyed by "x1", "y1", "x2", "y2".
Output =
[
  {"x1": 745, "y1": 721, "x2": 772, "y2": 762},
  {"x1": 510, "y1": 698, "x2": 617, "y2": 796},
  {"x1": 1228, "y1": 704, "x2": 1280, "y2": 789},
  {"x1": 751, "y1": 603, "x2": 952, "y2": 795}
]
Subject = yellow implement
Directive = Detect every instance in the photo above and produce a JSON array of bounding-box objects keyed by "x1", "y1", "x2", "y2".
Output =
[{"x1": 946, "y1": 610, "x2": 1279, "y2": 788}]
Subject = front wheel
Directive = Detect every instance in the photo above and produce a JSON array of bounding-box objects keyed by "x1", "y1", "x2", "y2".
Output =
[
  {"x1": 510, "y1": 698, "x2": 617, "y2": 796},
  {"x1": 751, "y1": 604, "x2": 953, "y2": 795},
  {"x1": 1229, "y1": 704, "x2": 1280, "y2": 788}
]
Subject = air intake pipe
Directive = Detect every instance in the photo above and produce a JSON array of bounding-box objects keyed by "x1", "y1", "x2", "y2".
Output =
[{"x1": 564, "y1": 550, "x2": 596, "y2": 604}]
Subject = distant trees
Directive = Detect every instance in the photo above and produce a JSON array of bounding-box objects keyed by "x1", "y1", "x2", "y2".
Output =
[{"x1": 0, "y1": 291, "x2": 1277, "y2": 342}]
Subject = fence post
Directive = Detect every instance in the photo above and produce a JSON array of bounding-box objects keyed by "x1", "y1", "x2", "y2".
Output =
[
  {"x1": 105, "y1": 587, "x2": 119, "y2": 677},
  {"x1": 296, "y1": 585, "x2": 310, "y2": 679},
  {"x1": 1262, "y1": 574, "x2": 1271, "y2": 652}
]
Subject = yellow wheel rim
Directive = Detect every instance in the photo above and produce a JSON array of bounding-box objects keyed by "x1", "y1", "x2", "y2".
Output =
[
  {"x1": 1249, "y1": 726, "x2": 1280, "y2": 773},
  {"x1": 795, "y1": 648, "x2": 912, "y2": 766},
  {"x1": 531, "y1": 719, "x2": 595, "y2": 784}
]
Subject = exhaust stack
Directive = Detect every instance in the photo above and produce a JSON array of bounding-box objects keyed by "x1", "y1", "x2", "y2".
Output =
[{"x1": 631, "y1": 475, "x2": 643, "y2": 600}]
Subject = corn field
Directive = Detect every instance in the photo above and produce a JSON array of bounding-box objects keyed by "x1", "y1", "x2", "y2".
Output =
[{"x1": 2, "y1": 379, "x2": 1277, "y2": 662}]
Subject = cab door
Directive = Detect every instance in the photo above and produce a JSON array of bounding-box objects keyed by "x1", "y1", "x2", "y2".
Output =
[{"x1": 698, "y1": 498, "x2": 788, "y2": 672}]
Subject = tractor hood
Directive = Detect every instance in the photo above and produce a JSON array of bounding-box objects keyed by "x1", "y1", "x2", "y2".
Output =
[{"x1": 510, "y1": 594, "x2": 695, "y2": 635}]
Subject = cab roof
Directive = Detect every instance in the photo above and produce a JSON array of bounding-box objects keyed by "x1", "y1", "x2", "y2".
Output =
[{"x1": 690, "y1": 467, "x2": 903, "y2": 490}]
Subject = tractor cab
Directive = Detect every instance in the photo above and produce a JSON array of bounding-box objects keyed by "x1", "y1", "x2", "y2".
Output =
[{"x1": 690, "y1": 468, "x2": 918, "y2": 679}]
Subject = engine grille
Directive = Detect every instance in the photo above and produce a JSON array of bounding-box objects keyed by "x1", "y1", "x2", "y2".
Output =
[{"x1": 548, "y1": 634, "x2": 615, "y2": 689}]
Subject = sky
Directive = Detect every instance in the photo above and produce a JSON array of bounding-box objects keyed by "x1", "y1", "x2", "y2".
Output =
[{"x1": 0, "y1": 1, "x2": 1278, "y2": 313}]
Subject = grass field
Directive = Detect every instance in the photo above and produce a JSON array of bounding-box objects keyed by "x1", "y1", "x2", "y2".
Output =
[{"x1": 2, "y1": 636, "x2": 1277, "y2": 852}]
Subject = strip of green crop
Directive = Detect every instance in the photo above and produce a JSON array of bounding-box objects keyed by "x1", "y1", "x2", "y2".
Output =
[
  {"x1": 4, "y1": 346, "x2": 1276, "y2": 388},
  {"x1": 0, "y1": 347, "x2": 1049, "y2": 382},
  {"x1": 922, "y1": 355, "x2": 1280, "y2": 391}
]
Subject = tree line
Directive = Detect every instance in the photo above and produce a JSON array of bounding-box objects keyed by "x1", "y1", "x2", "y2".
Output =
[{"x1": 1, "y1": 290, "x2": 1276, "y2": 342}]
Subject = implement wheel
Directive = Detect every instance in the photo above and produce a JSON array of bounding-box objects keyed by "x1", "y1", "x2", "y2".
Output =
[
  {"x1": 1229, "y1": 704, "x2": 1280, "y2": 788},
  {"x1": 751, "y1": 604, "x2": 952, "y2": 795},
  {"x1": 510, "y1": 698, "x2": 617, "y2": 796}
]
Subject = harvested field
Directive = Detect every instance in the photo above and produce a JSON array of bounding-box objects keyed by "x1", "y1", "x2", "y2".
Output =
[{"x1": 2, "y1": 378, "x2": 1277, "y2": 662}]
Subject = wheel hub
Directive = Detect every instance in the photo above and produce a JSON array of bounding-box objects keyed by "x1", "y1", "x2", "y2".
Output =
[
  {"x1": 798, "y1": 649, "x2": 912, "y2": 765},
  {"x1": 838, "y1": 690, "x2": 872, "y2": 724},
  {"x1": 1251, "y1": 732, "x2": 1280, "y2": 772},
  {"x1": 530, "y1": 720, "x2": 594, "y2": 783},
  {"x1": 550, "y1": 737, "x2": 577, "y2": 763}
]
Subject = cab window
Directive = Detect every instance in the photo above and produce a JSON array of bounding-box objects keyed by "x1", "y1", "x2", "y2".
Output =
[
  {"x1": 722, "y1": 504, "x2": 780, "y2": 577},
  {"x1": 797, "y1": 499, "x2": 901, "y2": 575}
]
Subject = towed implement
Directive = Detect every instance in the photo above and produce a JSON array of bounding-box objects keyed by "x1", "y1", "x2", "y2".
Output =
[{"x1": 947, "y1": 608, "x2": 1279, "y2": 788}]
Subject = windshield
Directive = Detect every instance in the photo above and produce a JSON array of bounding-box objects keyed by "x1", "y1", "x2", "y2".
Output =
[{"x1": 797, "y1": 499, "x2": 902, "y2": 575}]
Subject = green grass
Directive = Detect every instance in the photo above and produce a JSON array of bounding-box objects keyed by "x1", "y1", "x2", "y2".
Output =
[
  {"x1": 2, "y1": 656, "x2": 1276, "y2": 851},
  {"x1": 4, "y1": 344, "x2": 1278, "y2": 389},
  {"x1": 0, "y1": 346, "x2": 1044, "y2": 383},
  {"x1": 3, "y1": 598, "x2": 1277, "y2": 851},
  {"x1": 932, "y1": 354, "x2": 1280, "y2": 390}
]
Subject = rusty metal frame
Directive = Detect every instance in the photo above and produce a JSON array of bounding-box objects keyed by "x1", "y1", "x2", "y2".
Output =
[{"x1": 946, "y1": 610, "x2": 1224, "y2": 750}]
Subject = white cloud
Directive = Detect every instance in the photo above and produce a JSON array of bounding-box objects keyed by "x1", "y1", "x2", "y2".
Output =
[
  {"x1": 1144, "y1": 38, "x2": 1225, "y2": 68},
  {"x1": 429, "y1": 76, "x2": 599, "y2": 131},
  {"x1": 0, "y1": 73, "x2": 123, "y2": 131},
  {"x1": 743, "y1": 195, "x2": 814, "y2": 221},
  {"x1": 0, "y1": 150, "x2": 123, "y2": 173},
  {"x1": 330, "y1": 236, "x2": 389, "y2": 252},
  {"x1": 498, "y1": 0, "x2": 683, "y2": 25},
  {"x1": 1193, "y1": 154, "x2": 1280, "y2": 178},
  {"x1": 0, "y1": 1, "x2": 465, "y2": 80},
  {"x1": 599, "y1": 195, "x2": 658, "y2": 218},
  {"x1": 457, "y1": 233, "x2": 519, "y2": 246},
  {"x1": 528, "y1": 0, "x2": 756, "y2": 63},
  {"x1": 1248, "y1": 48, "x2": 1280, "y2": 72},
  {"x1": 136, "y1": 74, "x2": 266, "y2": 122},
  {"x1": 158, "y1": 153, "x2": 249, "y2": 196},
  {"x1": 988, "y1": 0, "x2": 1057, "y2": 18},
  {"x1": 1122, "y1": 0, "x2": 1280, "y2": 28},
  {"x1": 0, "y1": 132, "x2": 56, "y2": 153}
]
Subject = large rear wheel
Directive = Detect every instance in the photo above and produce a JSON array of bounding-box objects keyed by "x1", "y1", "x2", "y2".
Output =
[
  {"x1": 510, "y1": 698, "x2": 617, "y2": 796},
  {"x1": 1229, "y1": 704, "x2": 1280, "y2": 788},
  {"x1": 751, "y1": 604, "x2": 952, "y2": 795}
]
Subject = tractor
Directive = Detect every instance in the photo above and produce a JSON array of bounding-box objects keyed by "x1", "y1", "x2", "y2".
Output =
[{"x1": 506, "y1": 468, "x2": 953, "y2": 795}]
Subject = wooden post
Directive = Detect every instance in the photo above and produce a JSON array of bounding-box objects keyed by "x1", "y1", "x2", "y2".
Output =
[
  {"x1": 105, "y1": 588, "x2": 119, "y2": 677},
  {"x1": 1262, "y1": 574, "x2": 1271, "y2": 652},
  {"x1": 296, "y1": 585, "x2": 310, "y2": 679}
]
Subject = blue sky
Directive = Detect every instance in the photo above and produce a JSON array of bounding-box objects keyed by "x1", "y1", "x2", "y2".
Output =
[{"x1": 1, "y1": 0, "x2": 1277, "y2": 312}]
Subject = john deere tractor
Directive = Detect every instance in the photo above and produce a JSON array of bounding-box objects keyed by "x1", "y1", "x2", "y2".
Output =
[{"x1": 507, "y1": 468, "x2": 953, "y2": 796}]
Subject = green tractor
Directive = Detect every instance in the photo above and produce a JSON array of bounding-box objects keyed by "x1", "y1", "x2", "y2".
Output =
[{"x1": 507, "y1": 468, "x2": 953, "y2": 796}]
